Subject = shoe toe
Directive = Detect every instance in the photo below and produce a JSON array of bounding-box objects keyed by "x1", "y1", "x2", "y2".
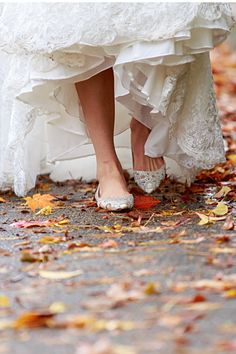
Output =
[{"x1": 144, "y1": 183, "x2": 156, "y2": 194}]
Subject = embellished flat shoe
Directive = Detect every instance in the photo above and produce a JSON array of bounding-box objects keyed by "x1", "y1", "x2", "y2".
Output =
[
  {"x1": 95, "y1": 186, "x2": 134, "y2": 211},
  {"x1": 133, "y1": 164, "x2": 166, "y2": 194}
]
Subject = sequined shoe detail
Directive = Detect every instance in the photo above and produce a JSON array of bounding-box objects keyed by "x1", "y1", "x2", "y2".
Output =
[
  {"x1": 95, "y1": 186, "x2": 134, "y2": 211},
  {"x1": 133, "y1": 164, "x2": 166, "y2": 194}
]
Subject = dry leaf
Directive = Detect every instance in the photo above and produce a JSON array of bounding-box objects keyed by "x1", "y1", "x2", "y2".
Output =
[
  {"x1": 0, "y1": 197, "x2": 6, "y2": 203},
  {"x1": 134, "y1": 195, "x2": 160, "y2": 209},
  {"x1": 38, "y1": 236, "x2": 62, "y2": 244},
  {"x1": 212, "y1": 202, "x2": 229, "y2": 216},
  {"x1": 10, "y1": 220, "x2": 52, "y2": 228},
  {"x1": 210, "y1": 247, "x2": 236, "y2": 254},
  {"x1": 227, "y1": 154, "x2": 236, "y2": 163},
  {"x1": 223, "y1": 289, "x2": 236, "y2": 298},
  {"x1": 195, "y1": 212, "x2": 212, "y2": 225},
  {"x1": 21, "y1": 250, "x2": 49, "y2": 263},
  {"x1": 195, "y1": 211, "x2": 228, "y2": 225},
  {"x1": 23, "y1": 193, "x2": 55, "y2": 212},
  {"x1": 214, "y1": 186, "x2": 231, "y2": 198},
  {"x1": 100, "y1": 240, "x2": 118, "y2": 249},
  {"x1": 13, "y1": 311, "x2": 55, "y2": 329},
  {"x1": 10, "y1": 218, "x2": 69, "y2": 229},
  {"x1": 36, "y1": 206, "x2": 53, "y2": 216},
  {"x1": 222, "y1": 215, "x2": 234, "y2": 230},
  {"x1": 39, "y1": 269, "x2": 83, "y2": 280},
  {"x1": 0, "y1": 295, "x2": 10, "y2": 308},
  {"x1": 144, "y1": 282, "x2": 160, "y2": 295},
  {"x1": 49, "y1": 302, "x2": 66, "y2": 313}
]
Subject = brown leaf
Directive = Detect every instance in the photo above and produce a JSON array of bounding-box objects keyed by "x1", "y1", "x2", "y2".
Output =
[
  {"x1": 99, "y1": 240, "x2": 118, "y2": 249},
  {"x1": 222, "y1": 215, "x2": 235, "y2": 230},
  {"x1": 20, "y1": 250, "x2": 49, "y2": 263},
  {"x1": 13, "y1": 311, "x2": 55, "y2": 329}
]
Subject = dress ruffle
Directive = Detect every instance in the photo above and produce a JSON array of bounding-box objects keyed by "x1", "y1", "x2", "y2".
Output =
[{"x1": 0, "y1": 3, "x2": 235, "y2": 196}]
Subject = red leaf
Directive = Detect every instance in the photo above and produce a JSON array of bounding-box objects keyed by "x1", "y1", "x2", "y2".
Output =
[{"x1": 134, "y1": 195, "x2": 161, "y2": 209}]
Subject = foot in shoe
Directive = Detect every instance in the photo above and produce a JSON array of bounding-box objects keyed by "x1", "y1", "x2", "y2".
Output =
[
  {"x1": 130, "y1": 118, "x2": 166, "y2": 193},
  {"x1": 95, "y1": 160, "x2": 134, "y2": 210},
  {"x1": 95, "y1": 185, "x2": 134, "y2": 211}
]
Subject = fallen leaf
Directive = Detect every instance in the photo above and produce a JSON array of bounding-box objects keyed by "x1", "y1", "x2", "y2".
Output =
[
  {"x1": 0, "y1": 197, "x2": 6, "y2": 203},
  {"x1": 100, "y1": 240, "x2": 118, "y2": 249},
  {"x1": 144, "y1": 282, "x2": 160, "y2": 295},
  {"x1": 10, "y1": 220, "x2": 52, "y2": 228},
  {"x1": 0, "y1": 295, "x2": 10, "y2": 308},
  {"x1": 195, "y1": 212, "x2": 227, "y2": 225},
  {"x1": 0, "y1": 248, "x2": 11, "y2": 256},
  {"x1": 38, "y1": 236, "x2": 62, "y2": 244},
  {"x1": 10, "y1": 218, "x2": 69, "y2": 229},
  {"x1": 35, "y1": 206, "x2": 53, "y2": 216},
  {"x1": 227, "y1": 154, "x2": 236, "y2": 163},
  {"x1": 212, "y1": 202, "x2": 229, "y2": 216},
  {"x1": 20, "y1": 250, "x2": 49, "y2": 263},
  {"x1": 23, "y1": 193, "x2": 55, "y2": 212},
  {"x1": 214, "y1": 186, "x2": 231, "y2": 198},
  {"x1": 39, "y1": 269, "x2": 83, "y2": 280},
  {"x1": 210, "y1": 247, "x2": 236, "y2": 254},
  {"x1": 195, "y1": 212, "x2": 212, "y2": 225},
  {"x1": 223, "y1": 289, "x2": 236, "y2": 298},
  {"x1": 134, "y1": 195, "x2": 160, "y2": 209},
  {"x1": 222, "y1": 215, "x2": 234, "y2": 230},
  {"x1": 49, "y1": 302, "x2": 66, "y2": 313},
  {"x1": 13, "y1": 311, "x2": 55, "y2": 329}
]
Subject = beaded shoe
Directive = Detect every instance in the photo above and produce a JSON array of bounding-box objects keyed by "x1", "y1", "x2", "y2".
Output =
[
  {"x1": 133, "y1": 164, "x2": 166, "y2": 194},
  {"x1": 95, "y1": 185, "x2": 134, "y2": 211}
]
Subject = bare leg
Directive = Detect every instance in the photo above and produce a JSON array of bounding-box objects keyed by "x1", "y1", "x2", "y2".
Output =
[
  {"x1": 130, "y1": 118, "x2": 164, "y2": 170},
  {"x1": 75, "y1": 68, "x2": 129, "y2": 198}
]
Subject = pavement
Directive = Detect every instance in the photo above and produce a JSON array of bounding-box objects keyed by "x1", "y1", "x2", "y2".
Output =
[{"x1": 0, "y1": 172, "x2": 235, "y2": 354}]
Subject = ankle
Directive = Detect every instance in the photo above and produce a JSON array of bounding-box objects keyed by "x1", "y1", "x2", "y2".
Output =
[{"x1": 97, "y1": 159, "x2": 122, "y2": 179}]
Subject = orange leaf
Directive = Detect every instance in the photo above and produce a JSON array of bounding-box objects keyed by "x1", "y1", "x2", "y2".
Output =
[
  {"x1": 134, "y1": 195, "x2": 160, "y2": 209},
  {"x1": 13, "y1": 311, "x2": 54, "y2": 329},
  {"x1": 23, "y1": 194, "x2": 55, "y2": 212}
]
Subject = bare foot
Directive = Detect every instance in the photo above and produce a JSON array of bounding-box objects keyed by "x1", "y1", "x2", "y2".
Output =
[
  {"x1": 97, "y1": 159, "x2": 130, "y2": 198},
  {"x1": 130, "y1": 118, "x2": 164, "y2": 171}
]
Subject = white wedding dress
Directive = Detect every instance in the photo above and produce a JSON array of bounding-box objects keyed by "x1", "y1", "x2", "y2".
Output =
[{"x1": 0, "y1": 3, "x2": 235, "y2": 196}]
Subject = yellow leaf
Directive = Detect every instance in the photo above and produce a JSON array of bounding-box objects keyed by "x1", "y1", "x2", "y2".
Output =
[
  {"x1": 212, "y1": 202, "x2": 228, "y2": 216},
  {"x1": 214, "y1": 186, "x2": 231, "y2": 199},
  {"x1": 195, "y1": 212, "x2": 212, "y2": 225},
  {"x1": 227, "y1": 154, "x2": 236, "y2": 164},
  {"x1": 144, "y1": 282, "x2": 160, "y2": 295},
  {"x1": 224, "y1": 289, "x2": 236, "y2": 298},
  {"x1": 23, "y1": 193, "x2": 55, "y2": 212},
  {"x1": 0, "y1": 295, "x2": 10, "y2": 308},
  {"x1": 38, "y1": 236, "x2": 62, "y2": 244},
  {"x1": 39, "y1": 269, "x2": 83, "y2": 280},
  {"x1": 49, "y1": 302, "x2": 66, "y2": 313},
  {"x1": 36, "y1": 206, "x2": 53, "y2": 216},
  {"x1": 0, "y1": 197, "x2": 6, "y2": 203}
]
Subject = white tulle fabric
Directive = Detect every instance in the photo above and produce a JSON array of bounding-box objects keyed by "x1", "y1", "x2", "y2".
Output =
[{"x1": 0, "y1": 3, "x2": 235, "y2": 196}]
